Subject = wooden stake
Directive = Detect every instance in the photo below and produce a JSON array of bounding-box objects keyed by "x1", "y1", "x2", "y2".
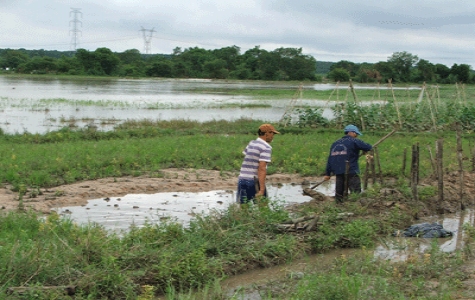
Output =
[
  {"x1": 456, "y1": 122, "x2": 465, "y2": 210},
  {"x1": 436, "y1": 139, "x2": 444, "y2": 209},
  {"x1": 411, "y1": 143, "x2": 419, "y2": 201},
  {"x1": 374, "y1": 147, "x2": 383, "y2": 185},
  {"x1": 402, "y1": 147, "x2": 407, "y2": 177},
  {"x1": 427, "y1": 145, "x2": 437, "y2": 179}
]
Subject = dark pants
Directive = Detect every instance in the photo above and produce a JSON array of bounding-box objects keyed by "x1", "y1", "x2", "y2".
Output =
[
  {"x1": 236, "y1": 178, "x2": 267, "y2": 204},
  {"x1": 335, "y1": 174, "x2": 361, "y2": 203}
]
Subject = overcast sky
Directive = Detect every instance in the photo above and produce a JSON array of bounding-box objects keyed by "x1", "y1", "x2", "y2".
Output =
[{"x1": 2, "y1": 0, "x2": 475, "y2": 67}]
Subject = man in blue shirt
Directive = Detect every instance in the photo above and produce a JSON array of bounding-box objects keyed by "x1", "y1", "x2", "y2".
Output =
[{"x1": 324, "y1": 125, "x2": 372, "y2": 203}]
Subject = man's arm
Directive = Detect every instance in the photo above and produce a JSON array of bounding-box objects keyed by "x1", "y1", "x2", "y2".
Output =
[{"x1": 257, "y1": 161, "x2": 267, "y2": 196}]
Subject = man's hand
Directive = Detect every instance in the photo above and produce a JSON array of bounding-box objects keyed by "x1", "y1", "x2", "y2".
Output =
[{"x1": 324, "y1": 175, "x2": 331, "y2": 181}]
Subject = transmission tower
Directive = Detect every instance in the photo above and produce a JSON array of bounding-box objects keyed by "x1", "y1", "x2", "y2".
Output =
[
  {"x1": 140, "y1": 27, "x2": 155, "y2": 54},
  {"x1": 69, "y1": 8, "x2": 82, "y2": 51}
]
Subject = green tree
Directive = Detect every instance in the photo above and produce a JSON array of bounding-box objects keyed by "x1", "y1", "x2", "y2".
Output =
[
  {"x1": 273, "y1": 47, "x2": 316, "y2": 80},
  {"x1": 413, "y1": 59, "x2": 436, "y2": 83},
  {"x1": 203, "y1": 59, "x2": 228, "y2": 79},
  {"x1": 435, "y1": 63, "x2": 451, "y2": 82},
  {"x1": 356, "y1": 66, "x2": 382, "y2": 83},
  {"x1": 19, "y1": 56, "x2": 57, "y2": 74},
  {"x1": 173, "y1": 47, "x2": 213, "y2": 78},
  {"x1": 374, "y1": 61, "x2": 396, "y2": 83},
  {"x1": 117, "y1": 49, "x2": 142, "y2": 65},
  {"x1": 146, "y1": 59, "x2": 173, "y2": 77},
  {"x1": 450, "y1": 63, "x2": 471, "y2": 83},
  {"x1": 387, "y1": 51, "x2": 419, "y2": 82},
  {"x1": 330, "y1": 60, "x2": 358, "y2": 77},
  {"x1": 94, "y1": 47, "x2": 120, "y2": 75},
  {"x1": 241, "y1": 46, "x2": 266, "y2": 79},
  {"x1": 212, "y1": 46, "x2": 240, "y2": 72},
  {"x1": 0, "y1": 49, "x2": 29, "y2": 69},
  {"x1": 328, "y1": 68, "x2": 350, "y2": 82}
]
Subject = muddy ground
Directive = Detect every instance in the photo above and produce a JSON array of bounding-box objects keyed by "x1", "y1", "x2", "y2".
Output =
[
  {"x1": 0, "y1": 168, "x2": 323, "y2": 213},
  {"x1": 1, "y1": 168, "x2": 475, "y2": 216}
]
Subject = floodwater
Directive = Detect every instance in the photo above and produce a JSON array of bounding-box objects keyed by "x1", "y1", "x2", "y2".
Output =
[
  {"x1": 52, "y1": 181, "x2": 336, "y2": 232},
  {"x1": 0, "y1": 77, "x2": 420, "y2": 134}
]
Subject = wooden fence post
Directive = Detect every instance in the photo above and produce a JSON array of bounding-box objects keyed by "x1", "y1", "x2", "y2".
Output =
[
  {"x1": 436, "y1": 139, "x2": 444, "y2": 210},
  {"x1": 411, "y1": 143, "x2": 419, "y2": 201},
  {"x1": 374, "y1": 147, "x2": 383, "y2": 185},
  {"x1": 401, "y1": 147, "x2": 407, "y2": 177},
  {"x1": 456, "y1": 123, "x2": 465, "y2": 210},
  {"x1": 427, "y1": 145, "x2": 437, "y2": 179}
]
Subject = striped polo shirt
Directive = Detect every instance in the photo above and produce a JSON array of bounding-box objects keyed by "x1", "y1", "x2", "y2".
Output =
[{"x1": 238, "y1": 138, "x2": 272, "y2": 180}]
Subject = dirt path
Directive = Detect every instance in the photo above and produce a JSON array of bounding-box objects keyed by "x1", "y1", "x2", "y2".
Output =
[{"x1": 0, "y1": 168, "x2": 322, "y2": 213}]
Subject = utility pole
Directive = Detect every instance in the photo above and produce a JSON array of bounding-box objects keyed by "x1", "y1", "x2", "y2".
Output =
[
  {"x1": 69, "y1": 8, "x2": 82, "y2": 51},
  {"x1": 140, "y1": 27, "x2": 155, "y2": 54}
]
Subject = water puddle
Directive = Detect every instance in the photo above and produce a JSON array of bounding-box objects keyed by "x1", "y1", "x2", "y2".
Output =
[{"x1": 52, "y1": 182, "x2": 335, "y2": 232}]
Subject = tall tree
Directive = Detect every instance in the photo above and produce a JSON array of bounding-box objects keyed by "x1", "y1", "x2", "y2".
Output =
[
  {"x1": 414, "y1": 59, "x2": 436, "y2": 83},
  {"x1": 330, "y1": 60, "x2": 358, "y2": 77},
  {"x1": 387, "y1": 51, "x2": 419, "y2": 82},
  {"x1": 450, "y1": 63, "x2": 471, "y2": 83}
]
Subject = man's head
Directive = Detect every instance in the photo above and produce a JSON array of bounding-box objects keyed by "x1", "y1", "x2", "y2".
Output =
[
  {"x1": 344, "y1": 124, "x2": 362, "y2": 137},
  {"x1": 258, "y1": 123, "x2": 280, "y2": 143}
]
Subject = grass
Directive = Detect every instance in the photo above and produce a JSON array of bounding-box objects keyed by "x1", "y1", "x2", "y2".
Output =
[
  {"x1": 3, "y1": 196, "x2": 473, "y2": 299},
  {"x1": 0, "y1": 120, "x2": 472, "y2": 191}
]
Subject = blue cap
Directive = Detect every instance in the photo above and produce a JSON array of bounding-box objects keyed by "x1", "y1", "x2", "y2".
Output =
[{"x1": 344, "y1": 124, "x2": 363, "y2": 136}]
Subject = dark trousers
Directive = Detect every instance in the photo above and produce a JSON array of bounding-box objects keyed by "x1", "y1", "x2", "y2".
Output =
[
  {"x1": 335, "y1": 174, "x2": 361, "y2": 202},
  {"x1": 236, "y1": 178, "x2": 267, "y2": 204}
]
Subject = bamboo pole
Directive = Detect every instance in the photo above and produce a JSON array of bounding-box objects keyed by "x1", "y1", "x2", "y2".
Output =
[
  {"x1": 427, "y1": 145, "x2": 437, "y2": 179},
  {"x1": 436, "y1": 139, "x2": 444, "y2": 209},
  {"x1": 371, "y1": 149, "x2": 376, "y2": 184},
  {"x1": 402, "y1": 147, "x2": 407, "y2": 177},
  {"x1": 364, "y1": 155, "x2": 370, "y2": 190},
  {"x1": 456, "y1": 122, "x2": 465, "y2": 210},
  {"x1": 424, "y1": 83, "x2": 438, "y2": 131},
  {"x1": 374, "y1": 147, "x2": 383, "y2": 185},
  {"x1": 411, "y1": 143, "x2": 419, "y2": 201},
  {"x1": 388, "y1": 79, "x2": 403, "y2": 128},
  {"x1": 349, "y1": 79, "x2": 365, "y2": 131}
]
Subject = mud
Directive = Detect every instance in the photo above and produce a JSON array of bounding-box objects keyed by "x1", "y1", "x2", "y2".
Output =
[
  {"x1": 0, "y1": 168, "x2": 323, "y2": 214},
  {"x1": 1, "y1": 168, "x2": 475, "y2": 218}
]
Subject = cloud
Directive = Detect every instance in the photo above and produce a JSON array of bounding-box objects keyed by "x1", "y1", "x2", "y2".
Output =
[{"x1": 1, "y1": 0, "x2": 475, "y2": 67}]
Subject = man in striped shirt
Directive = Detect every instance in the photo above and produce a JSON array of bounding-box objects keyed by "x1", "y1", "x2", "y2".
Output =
[{"x1": 236, "y1": 123, "x2": 280, "y2": 204}]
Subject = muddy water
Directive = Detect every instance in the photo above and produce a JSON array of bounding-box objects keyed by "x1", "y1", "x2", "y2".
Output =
[
  {"x1": 52, "y1": 181, "x2": 335, "y2": 232},
  {"x1": 0, "y1": 77, "x2": 419, "y2": 134}
]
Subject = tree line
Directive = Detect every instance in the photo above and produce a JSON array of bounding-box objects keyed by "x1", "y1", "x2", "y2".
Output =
[
  {"x1": 0, "y1": 46, "x2": 317, "y2": 81},
  {"x1": 0, "y1": 47, "x2": 473, "y2": 83},
  {"x1": 327, "y1": 51, "x2": 473, "y2": 84}
]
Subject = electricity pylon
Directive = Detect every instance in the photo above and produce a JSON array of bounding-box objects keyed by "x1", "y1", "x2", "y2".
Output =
[
  {"x1": 69, "y1": 8, "x2": 82, "y2": 51},
  {"x1": 140, "y1": 27, "x2": 155, "y2": 54}
]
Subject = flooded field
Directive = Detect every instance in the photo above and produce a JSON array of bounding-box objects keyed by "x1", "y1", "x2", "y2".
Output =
[{"x1": 0, "y1": 77, "x2": 420, "y2": 134}]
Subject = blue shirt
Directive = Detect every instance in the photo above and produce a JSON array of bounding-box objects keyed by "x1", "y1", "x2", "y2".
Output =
[{"x1": 325, "y1": 135, "x2": 372, "y2": 175}]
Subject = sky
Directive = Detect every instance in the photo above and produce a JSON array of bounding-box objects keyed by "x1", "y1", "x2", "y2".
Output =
[{"x1": 1, "y1": 0, "x2": 475, "y2": 67}]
